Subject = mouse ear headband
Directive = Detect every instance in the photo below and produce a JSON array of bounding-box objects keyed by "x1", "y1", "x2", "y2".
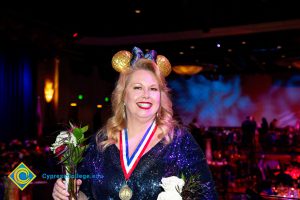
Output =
[{"x1": 111, "y1": 46, "x2": 172, "y2": 77}]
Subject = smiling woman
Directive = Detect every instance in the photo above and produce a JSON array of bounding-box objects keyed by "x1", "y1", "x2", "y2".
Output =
[
  {"x1": 52, "y1": 46, "x2": 218, "y2": 200},
  {"x1": 124, "y1": 69, "x2": 161, "y2": 123}
]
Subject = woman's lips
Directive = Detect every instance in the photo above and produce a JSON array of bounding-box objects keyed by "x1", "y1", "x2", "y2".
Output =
[{"x1": 137, "y1": 102, "x2": 152, "y2": 110}]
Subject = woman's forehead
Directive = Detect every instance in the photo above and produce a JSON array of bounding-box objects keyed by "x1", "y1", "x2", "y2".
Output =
[{"x1": 128, "y1": 70, "x2": 158, "y2": 85}]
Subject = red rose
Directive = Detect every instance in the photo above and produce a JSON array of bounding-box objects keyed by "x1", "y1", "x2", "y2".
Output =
[{"x1": 55, "y1": 145, "x2": 67, "y2": 160}]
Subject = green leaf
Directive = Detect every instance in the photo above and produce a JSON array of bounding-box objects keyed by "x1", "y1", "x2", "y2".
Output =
[
  {"x1": 73, "y1": 128, "x2": 83, "y2": 141},
  {"x1": 80, "y1": 125, "x2": 89, "y2": 134},
  {"x1": 78, "y1": 136, "x2": 89, "y2": 144},
  {"x1": 59, "y1": 154, "x2": 71, "y2": 165},
  {"x1": 79, "y1": 145, "x2": 87, "y2": 152},
  {"x1": 181, "y1": 173, "x2": 186, "y2": 181}
]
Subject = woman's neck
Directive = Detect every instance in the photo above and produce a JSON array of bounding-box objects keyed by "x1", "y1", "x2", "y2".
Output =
[{"x1": 126, "y1": 117, "x2": 155, "y2": 138}]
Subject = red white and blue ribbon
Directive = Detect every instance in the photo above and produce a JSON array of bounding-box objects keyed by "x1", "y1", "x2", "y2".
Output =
[{"x1": 120, "y1": 120, "x2": 157, "y2": 180}]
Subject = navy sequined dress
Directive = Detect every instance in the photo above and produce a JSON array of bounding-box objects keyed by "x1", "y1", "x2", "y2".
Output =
[{"x1": 79, "y1": 129, "x2": 218, "y2": 200}]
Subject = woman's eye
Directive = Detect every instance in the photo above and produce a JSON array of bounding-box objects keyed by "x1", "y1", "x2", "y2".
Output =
[
  {"x1": 151, "y1": 88, "x2": 158, "y2": 91},
  {"x1": 133, "y1": 86, "x2": 142, "y2": 90}
]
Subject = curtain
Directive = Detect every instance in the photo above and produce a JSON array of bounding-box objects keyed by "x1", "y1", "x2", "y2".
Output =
[{"x1": 0, "y1": 48, "x2": 36, "y2": 142}]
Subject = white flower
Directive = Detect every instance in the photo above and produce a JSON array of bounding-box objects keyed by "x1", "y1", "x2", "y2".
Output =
[
  {"x1": 50, "y1": 131, "x2": 77, "y2": 152},
  {"x1": 157, "y1": 192, "x2": 182, "y2": 200},
  {"x1": 157, "y1": 176, "x2": 185, "y2": 200},
  {"x1": 69, "y1": 132, "x2": 77, "y2": 146}
]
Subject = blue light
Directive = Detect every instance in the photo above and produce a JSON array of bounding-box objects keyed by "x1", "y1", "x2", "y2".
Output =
[{"x1": 169, "y1": 75, "x2": 254, "y2": 126}]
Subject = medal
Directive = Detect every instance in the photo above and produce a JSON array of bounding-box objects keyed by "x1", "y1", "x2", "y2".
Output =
[
  {"x1": 119, "y1": 182, "x2": 133, "y2": 200},
  {"x1": 119, "y1": 120, "x2": 157, "y2": 199}
]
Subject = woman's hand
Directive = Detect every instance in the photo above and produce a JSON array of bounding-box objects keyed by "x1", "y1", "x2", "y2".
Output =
[{"x1": 52, "y1": 178, "x2": 82, "y2": 200}]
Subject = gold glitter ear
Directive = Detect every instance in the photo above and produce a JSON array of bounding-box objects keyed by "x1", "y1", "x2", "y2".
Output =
[
  {"x1": 112, "y1": 48, "x2": 172, "y2": 77},
  {"x1": 112, "y1": 50, "x2": 132, "y2": 73},
  {"x1": 156, "y1": 55, "x2": 172, "y2": 77}
]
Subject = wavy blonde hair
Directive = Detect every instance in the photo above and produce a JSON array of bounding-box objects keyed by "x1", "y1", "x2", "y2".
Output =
[{"x1": 97, "y1": 58, "x2": 178, "y2": 150}]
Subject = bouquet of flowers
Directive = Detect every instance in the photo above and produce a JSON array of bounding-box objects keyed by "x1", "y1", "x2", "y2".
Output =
[
  {"x1": 50, "y1": 123, "x2": 89, "y2": 200},
  {"x1": 158, "y1": 174, "x2": 201, "y2": 200},
  {"x1": 180, "y1": 174, "x2": 202, "y2": 200}
]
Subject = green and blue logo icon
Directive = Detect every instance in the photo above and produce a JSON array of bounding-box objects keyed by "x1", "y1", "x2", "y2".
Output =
[{"x1": 8, "y1": 162, "x2": 36, "y2": 190}]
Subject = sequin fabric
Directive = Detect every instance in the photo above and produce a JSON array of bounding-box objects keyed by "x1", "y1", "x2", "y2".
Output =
[{"x1": 79, "y1": 129, "x2": 218, "y2": 200}]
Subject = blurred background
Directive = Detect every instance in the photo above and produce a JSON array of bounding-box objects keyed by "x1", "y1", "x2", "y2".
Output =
[{"x1": 1, "y1": 1, "x2": 300, "y2": 199}]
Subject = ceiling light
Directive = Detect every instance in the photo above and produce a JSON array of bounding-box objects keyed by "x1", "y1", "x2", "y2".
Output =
[{"x1": 172, "y1": 65, "x2": 203, "y2": 75}]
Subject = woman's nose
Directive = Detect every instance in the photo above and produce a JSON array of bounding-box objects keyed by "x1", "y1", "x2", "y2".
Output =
[{"x1": 142, "y1": 89, "x2": 150, "y2": 98}]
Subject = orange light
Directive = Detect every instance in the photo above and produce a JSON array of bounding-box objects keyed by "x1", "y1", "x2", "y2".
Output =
[
  {"x1": 44, "y1": 80, "x2": 54, "y2": 103},
  {"x1": 97, "y1": 104, "x2": 103, "y2": 108},
  {"x1": 172, "y1": 65, "x2": 203, "y2": 75},
  {"x1": 70, "y1": 103, "x2": 77, "y2": 107}
]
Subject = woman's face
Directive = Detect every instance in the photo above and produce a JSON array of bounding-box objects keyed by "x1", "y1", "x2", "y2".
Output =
[{"x1": 124, "y1": 69, "x2": 161, "y2": 122}]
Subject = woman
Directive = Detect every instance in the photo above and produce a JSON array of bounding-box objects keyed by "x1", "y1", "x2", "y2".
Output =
[{"x1": 52, "y1": 47, "x2": 218, "y2": 200}]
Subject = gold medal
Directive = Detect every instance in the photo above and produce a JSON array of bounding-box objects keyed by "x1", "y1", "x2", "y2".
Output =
[
  {"x1": 118, "y1": 121, "x2": 157, "y2": 200},
  {"x1": 119, "y1": 184, "x2": 133, "y2": 200}
]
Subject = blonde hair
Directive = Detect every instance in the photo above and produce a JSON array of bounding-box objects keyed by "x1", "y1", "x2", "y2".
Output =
[{"x1": 97, "y1": 58, "x2": 177, "y2": 150}]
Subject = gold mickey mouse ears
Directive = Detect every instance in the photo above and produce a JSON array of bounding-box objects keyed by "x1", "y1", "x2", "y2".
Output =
[
  {"x1": 156, "y1": 55, "x2": 172, "y2": 77},
  {"x1": 111, "y1": 50, "x2": 132, "y2": 73},
  {"x1": 111, "y1": 47, "x2": 172, "y2": 77}
]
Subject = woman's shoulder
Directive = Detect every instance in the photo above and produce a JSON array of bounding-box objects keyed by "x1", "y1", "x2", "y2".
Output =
[
  {"x1": 80, "y1": 132, "x2": 108, "y2": 162},
  {"x1": 173, "y1": 125, "x2": 194, "y2": 140},
  {"x1": 84, "y1": 131, "x2": 106, "y2": 153},
  {"x1": 81, "y1": 134, "x2": 98, "y2": 156},
  {"x1": 171, "y1": 126, "x2": 200, "y2": 148}
]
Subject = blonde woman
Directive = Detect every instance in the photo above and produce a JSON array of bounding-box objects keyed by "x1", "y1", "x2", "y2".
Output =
[{"x1": 52, "y1": 47, "x2": 217, "y2": 200}]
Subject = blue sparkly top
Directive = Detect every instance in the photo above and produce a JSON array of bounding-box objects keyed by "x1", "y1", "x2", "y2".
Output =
[{"x1": 79, "y1": 129, "x2": 218, "y2": 200}]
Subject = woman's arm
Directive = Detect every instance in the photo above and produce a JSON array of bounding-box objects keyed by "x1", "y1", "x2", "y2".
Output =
[{"x1": 176, "y1": 130, "x2": 218, "y2": 199}]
